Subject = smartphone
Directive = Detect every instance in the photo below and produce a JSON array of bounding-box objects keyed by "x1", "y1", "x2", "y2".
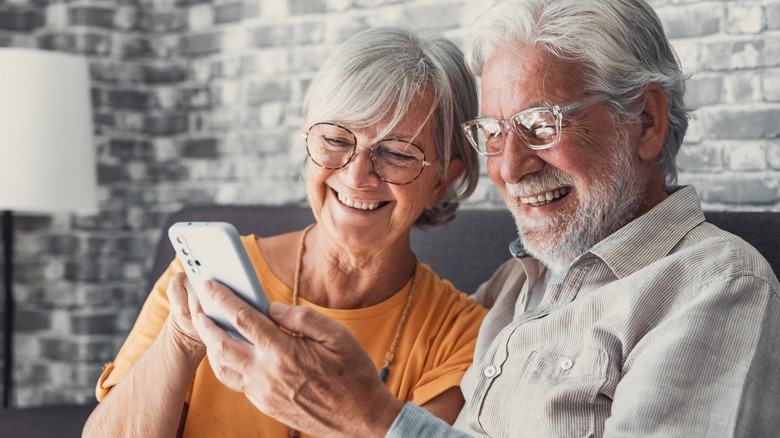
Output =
[{"x1": 168, "y1": 221, "x2": 268, "y2": 343}]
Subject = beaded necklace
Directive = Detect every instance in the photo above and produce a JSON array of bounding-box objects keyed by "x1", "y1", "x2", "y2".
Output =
[{"x1": 287, "y1": 224, "x2": 416, "y2": 438}]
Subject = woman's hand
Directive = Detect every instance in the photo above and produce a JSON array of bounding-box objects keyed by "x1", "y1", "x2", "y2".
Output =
[
  {"x1": 166, "y1": 272, "x2": 206, "y2": 358},
  {"x1": 190, "y1": 280, "x2": 404, "y2": 438}
]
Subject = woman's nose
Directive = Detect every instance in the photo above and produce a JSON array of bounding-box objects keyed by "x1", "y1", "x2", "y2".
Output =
[{"x1": 340, "y1": 146, "x2": 381, "y2": 187}]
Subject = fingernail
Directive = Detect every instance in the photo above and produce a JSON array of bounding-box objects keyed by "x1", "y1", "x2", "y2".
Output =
[{"x1": 269, "y1": 302, "x2": 289, "y2": 319}]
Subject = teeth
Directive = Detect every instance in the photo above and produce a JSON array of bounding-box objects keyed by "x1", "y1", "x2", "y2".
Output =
[
  {"x1": 520, "y1": 187, "x2": 570, "y2": 206},
  {"x1": 337, "y1": 193, "x2": 380, "y2": 211}
]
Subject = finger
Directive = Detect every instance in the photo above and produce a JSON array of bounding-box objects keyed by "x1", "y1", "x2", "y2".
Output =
[
  {"x1": 268, "y1": 303, "x2": 355, "y2": 348},
  {"x1": 201, "y1": 280, "x2": 280, "y2": 345},
  {"x1": 201, "y1": 339, "x2": 248, "y2": 392},
  {"x1": 192, "y1": 310, "x2": 254, "y2": 374},
  {"x1": 186, "y1": 279, "x2": 203, "y2": 318}
]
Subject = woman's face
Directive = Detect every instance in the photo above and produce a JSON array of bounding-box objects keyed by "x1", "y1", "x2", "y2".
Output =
[{"x1": 305, "y1": 93, "x2": 460, "y2": 252}]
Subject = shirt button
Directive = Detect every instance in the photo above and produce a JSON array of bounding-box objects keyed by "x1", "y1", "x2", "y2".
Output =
[
  {"x1": 483, "y1": 365, "x2": 497, "y2": 377},
  {"x1": 560, "y1": 358, "x2": 573, "y2": 370}
]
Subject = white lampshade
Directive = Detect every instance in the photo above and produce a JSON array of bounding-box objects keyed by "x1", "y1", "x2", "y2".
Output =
[{"x1": 0, "y1": 49, "x2": 97, "y2": 214}]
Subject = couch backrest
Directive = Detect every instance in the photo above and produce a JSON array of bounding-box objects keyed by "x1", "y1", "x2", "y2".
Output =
[{"x1": 151, "y1": 206, "x2": 780, "y2": 295}]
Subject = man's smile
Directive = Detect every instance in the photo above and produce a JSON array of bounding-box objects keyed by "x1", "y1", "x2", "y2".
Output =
[{"x1": 519, "y1": 187, "x2": 572, "y2": 207}]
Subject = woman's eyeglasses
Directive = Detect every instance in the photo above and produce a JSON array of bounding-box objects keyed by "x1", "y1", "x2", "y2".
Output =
[{"x1": 304, "y1": 122, "x2": 436, "y2": 185}]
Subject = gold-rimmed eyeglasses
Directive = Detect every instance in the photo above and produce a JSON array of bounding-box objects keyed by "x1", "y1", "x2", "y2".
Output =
[
  {"x1": 461, "y1": 94, "x2": 610, "y2": 156},
  {"x1": 303, "y1": 122, "x2": 436, "y2": 185}
]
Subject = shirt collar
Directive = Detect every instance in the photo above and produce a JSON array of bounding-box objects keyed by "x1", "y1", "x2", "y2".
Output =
[
  {"x1": 589, "y1": 185, "x2": 705, "y2": 278},
  {"x1": 507, "y1": 185, "x2": 706, "y2": 279}
]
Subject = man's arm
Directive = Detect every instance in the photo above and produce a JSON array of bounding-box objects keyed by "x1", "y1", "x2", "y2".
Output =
[{"x1": 605, "y1": 275, "x2": 780, "y2": 436}]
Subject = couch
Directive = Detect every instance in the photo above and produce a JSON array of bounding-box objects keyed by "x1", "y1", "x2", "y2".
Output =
[{"x1": 1, "y1": 205, "x2": 778, "y2": 437}]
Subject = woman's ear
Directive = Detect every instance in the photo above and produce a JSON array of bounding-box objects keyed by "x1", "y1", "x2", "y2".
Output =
[
  {"x1": 637, "y1": 83, "x2": 669, "y2": 162},
  {"x1": 427, "y1": 157, "x2": 465, "y2": 210}
]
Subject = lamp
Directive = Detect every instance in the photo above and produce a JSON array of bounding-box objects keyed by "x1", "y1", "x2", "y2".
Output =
[{"x1": 0, "y1": 49, "x2": 97, "y2": 408}]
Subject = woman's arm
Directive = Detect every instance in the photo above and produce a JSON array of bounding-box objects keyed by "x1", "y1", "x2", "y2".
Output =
[
  {"x1": 420, "y1": 386, "x2": 465, "y2": 425},
  {"x1": 83, "y1": 274, "x2": 205, "y2": 437}
]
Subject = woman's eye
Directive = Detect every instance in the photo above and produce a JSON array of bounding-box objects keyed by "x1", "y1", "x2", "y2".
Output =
[{"x1": 323, "y1": 137, "x2": 353, "y2": 148}]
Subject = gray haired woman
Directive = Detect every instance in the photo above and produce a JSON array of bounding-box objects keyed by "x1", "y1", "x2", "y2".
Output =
[{"x1": 85, "y1": 26, "x2": 487, "y2": 438}]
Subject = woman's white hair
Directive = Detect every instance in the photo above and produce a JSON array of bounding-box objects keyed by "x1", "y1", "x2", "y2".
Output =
[
  {"x1": 303, "y1": 26, "x2": 479, "y2": 226},
  {"x1": 466, "y1": 0, "x2": 690, "y2": 184}
]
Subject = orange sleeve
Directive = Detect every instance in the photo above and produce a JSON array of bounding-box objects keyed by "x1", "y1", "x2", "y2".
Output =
[{"x1": 95, "y1": 258, "x2": 184, "y2": 401}]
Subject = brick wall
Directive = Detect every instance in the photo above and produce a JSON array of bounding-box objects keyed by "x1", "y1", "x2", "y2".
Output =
[{"x1": 0, "y1": 0, "x2": 777, "y2": 407}]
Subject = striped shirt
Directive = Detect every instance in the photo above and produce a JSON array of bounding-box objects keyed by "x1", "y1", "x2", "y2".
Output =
[{"x1": 388, "y1": 186, "x2": 780, "y2": 437}]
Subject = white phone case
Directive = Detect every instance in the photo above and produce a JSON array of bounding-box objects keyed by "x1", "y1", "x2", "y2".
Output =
[{"x1": 168, "y1": 221, "x2": 268, "y2": 343}]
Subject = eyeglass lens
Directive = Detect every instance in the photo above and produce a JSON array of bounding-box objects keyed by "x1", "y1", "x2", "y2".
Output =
[
  {"x1": 305, "y1": 123, "x2": 427, "y2": 185},
  {"x1": 466, "y1": 108, "x2": 559, "y2": 155}
]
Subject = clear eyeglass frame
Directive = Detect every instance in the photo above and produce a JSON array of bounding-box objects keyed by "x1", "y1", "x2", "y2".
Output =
[
  {"x1": 303, "y1": 122, "x2": 436, "y2": 186},
  {"x1": 461, "y1": 94, "x2": 610, "y2": 156}
]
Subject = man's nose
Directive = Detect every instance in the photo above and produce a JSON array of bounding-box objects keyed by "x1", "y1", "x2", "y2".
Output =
[{"x1": 497, "y1": 132, "x2": 544, "y2": 184}]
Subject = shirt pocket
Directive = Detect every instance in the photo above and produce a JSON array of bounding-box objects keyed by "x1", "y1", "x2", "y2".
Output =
[{"x1": 481, "y1": 348, "x2": 609, "y2": 438}]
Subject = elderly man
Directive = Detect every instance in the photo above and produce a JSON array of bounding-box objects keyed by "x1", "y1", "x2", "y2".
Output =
[{"x1": 189, "y1": 0, "x2": 780, "y2": 436}]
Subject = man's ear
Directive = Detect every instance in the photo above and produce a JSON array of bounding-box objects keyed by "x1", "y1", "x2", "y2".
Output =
[
  {"x1": 637, "y1": 83, "x2": 669, "y2": 162},
  {"x1": 428, "y1": 157, "x2": 465, "y2": 210}
]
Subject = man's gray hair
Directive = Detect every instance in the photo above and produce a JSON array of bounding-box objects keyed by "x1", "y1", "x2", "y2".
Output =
[
  {"x1": 303, "y1": 26, "x2": 479, "y2": 225},
  {"x1": 466, "y1": 0, "x2": 690, "y2": 184}
]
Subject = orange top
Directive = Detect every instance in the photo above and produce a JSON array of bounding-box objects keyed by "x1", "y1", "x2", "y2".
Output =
[{"x1": 97, "y1": 235, "x2": 487, "y2": 437}]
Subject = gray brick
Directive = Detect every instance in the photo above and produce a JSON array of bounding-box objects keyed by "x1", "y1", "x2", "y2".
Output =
[
  {"x1": 763, "y1": 72, "x2": 780, "y2": 102},
  {"x1": 768, "y1": 142, "x2": 780, "y2": 170},
  {"x1": 700, "y1": 176, "x2": 779, "y2": 205},
  {"x1": 291, "y1": 0, "x2": 327, "y2": 15},
  {"x1": 404, "y1": 3, "x2": 464, "y2": 30},
  {"x1": 180, "y1": 31, "x2": 222, "y2": 56},
  {"x1": 138, "y1": 9, "x2": 186, "y2": 33},
  {"x1": 251, "y1": 24, "x2": 294, "y2": 47},
  {"x1": 71, "y1": 312, "x2": 120, "y2": 335},
  {"x1": 702, "y1": 38, "x2": 780, "y2": 71},
  {"x1": 15, "y1": 309, "x2": 52, "y2": 331},
  {"x1": 658, "y1": 4, "x2": 722, "y2": 39},
  {"x1": 725, "y1": 4, "x2": 764, "y2": 35},
  {"x1": 705, "y1": 106, "x2": 780, "y2": 139},
  {"x1": 724, "y1": 143, "x2": 767, "y2": 171},
  {"x1": 0, "y1": 8, "x2": 43, "y2": 31},
  {"x1": 181, "y1": 138, "x2": 220, "y2": 158},
  {"x1": 248, "y1": 80, "x2": 290, "y2": 104},
  {"x1": 38, "y1": 32, "x2": 77, "y2": 52},
  {"x1": 69, "y1": 6, "x2": 114, "y2": 28},
  {"x1": 215, "y1": 1, "x2": 260, "y2": 23},
  {"x1": 686, "y1": 76, "x2": 723, "y2": 107},
  {"x1": 769, "y1": 3, "x2": 780, "y2": 30},
  {"x1": 83, "y1": 33, "x2": 112, "y2": 56},
  {"x1": 675, "y1": 143, "x2": 724, "y2": 172},
  {"x1": 108, "y1": 138, "x2": 155, "y2": 160},
  {"x1": 144, "y1": 113, "x2": 188, "y2": 135}
]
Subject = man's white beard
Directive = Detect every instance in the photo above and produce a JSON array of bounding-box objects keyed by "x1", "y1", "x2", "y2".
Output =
[{"x1": 506, "y1": 129, "x2": 643, "y2": 271}]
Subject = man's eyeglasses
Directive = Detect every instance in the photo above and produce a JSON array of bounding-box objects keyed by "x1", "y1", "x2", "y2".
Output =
[
  {"x1": 461, "y1": 94, "x2": 609, "y2": 156},
  {"x1": 304, "y1": 122, "x2": 436, "y2": 185}
]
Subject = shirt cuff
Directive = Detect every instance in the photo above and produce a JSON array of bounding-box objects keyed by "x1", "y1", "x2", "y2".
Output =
[{"x1": 386, "y1": 403, "x2": 473, "y2": 438}]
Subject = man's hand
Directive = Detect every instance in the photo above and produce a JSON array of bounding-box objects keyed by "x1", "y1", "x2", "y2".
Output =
[{"x1": 190, "y1": 280, "x2": 404, "y2": 438}]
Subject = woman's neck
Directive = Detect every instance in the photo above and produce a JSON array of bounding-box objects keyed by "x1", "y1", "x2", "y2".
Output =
[{"x1": 297, "y1": 225, "x2": 417, "y2": 309}]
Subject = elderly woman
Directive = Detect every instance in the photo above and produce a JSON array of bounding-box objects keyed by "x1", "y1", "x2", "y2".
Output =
[{"x1": 83, "y1": 27, "x2": 486, "y2": 437}]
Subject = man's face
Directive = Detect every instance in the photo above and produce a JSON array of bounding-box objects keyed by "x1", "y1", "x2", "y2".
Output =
[{"x1": 480, "y1": 46, "x2": 646, "y2": 270}]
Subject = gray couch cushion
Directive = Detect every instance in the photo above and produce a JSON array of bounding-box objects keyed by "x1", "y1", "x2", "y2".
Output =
[{"x1": 153, "y1": 206, "x2": 780, "y2": 295}]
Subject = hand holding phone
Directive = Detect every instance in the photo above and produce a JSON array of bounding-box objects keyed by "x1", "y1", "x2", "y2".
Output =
[{"x1": 168, "y1": 221, "x2": 268, "y2": 343}]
